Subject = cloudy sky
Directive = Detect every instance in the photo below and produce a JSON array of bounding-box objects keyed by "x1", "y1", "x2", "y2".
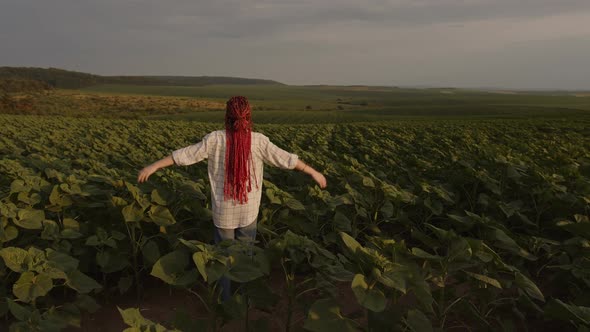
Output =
[{"x1": 1, "y1": 0, "x2": 589, "y2": 89}]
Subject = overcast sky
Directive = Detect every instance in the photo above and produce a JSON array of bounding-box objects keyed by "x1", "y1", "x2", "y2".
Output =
[{"x1": 1, "y1": 0, "x2": 589, "y2": 89}]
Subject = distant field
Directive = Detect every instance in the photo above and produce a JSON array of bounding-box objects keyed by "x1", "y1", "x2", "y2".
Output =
[
  {"x1": 1, "y1": 83, "x2": 588, "y2": 122},
  {"x1": 82, "y1": 84, "x2": 590, "y2": 122}
]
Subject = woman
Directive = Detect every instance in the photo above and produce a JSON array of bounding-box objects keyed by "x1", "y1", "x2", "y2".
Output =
[{"x1": 137, "y1": 96, "x2": 327, "y2": 300}]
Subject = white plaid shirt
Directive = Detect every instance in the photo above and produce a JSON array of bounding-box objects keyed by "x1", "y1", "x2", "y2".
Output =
[{"x1": 172, "y1": 130, "x2": 299, "y2": 229}]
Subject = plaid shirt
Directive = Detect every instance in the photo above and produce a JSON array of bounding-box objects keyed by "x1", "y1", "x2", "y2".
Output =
[{"x1": 172, "y1": 130, "x2": 299, "y2": 229}]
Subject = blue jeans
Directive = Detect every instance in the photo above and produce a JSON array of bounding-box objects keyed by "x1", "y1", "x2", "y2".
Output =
[{"x1": 214, "y1": 220, "x2": 257, "y2": 302}]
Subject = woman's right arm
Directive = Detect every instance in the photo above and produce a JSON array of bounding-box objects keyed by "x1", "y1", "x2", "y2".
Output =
[
  {"x1": 294, "y1": 160, "x2": 327, "y2": 188},
  {"x1": 259, "y1": 134, "x2": 327, "y2": 189}
]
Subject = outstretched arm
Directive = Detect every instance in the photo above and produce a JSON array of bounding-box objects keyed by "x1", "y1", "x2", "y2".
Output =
[
  {"x1": 137, "y1": 155, "x2": 175, "y2": 183},
  {"x1": 294, "y1": 160, "x2": 327, "y2": 189},
  {"x1": 138, "y1": 133, "x2": 212, "y2": 183},
  {"x1": 258, "y1": 135, "x2": 327, "y2": 189}
]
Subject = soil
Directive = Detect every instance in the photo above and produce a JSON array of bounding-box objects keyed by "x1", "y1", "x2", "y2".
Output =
[{"x1": 58, "y1": 269, "x2": 363, "y2": 332}]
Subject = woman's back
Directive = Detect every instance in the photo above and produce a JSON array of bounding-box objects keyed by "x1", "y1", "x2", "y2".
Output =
[{"x1": 171, "y1": 130, "x2": 299, "y2": 229}]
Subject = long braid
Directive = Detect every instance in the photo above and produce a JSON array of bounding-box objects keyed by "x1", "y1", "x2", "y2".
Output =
[{"x1": 224, "y1": 96, "x2": 256, "y2": 204}]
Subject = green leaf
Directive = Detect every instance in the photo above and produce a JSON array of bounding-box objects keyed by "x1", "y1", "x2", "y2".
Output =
[
  {"x1": 411, "y1": 228, "x2": 439, "y2": 249},
  {"x1": 6, "y1": 298, "x2": 31, "y2": 321},
  {"x1": 148, "y1": 205, "x2": 176, "y2": 226},
  {"x1": 425, "y1": 223, "x2": 452, "y2": 242},
  {"x1": 0, "y1": 202, "x2": 18, "y2": 219},
  {"x1": 557, "y1": 220, "x2": 590, "y2": 240},
  {"x1": 362, "y1": 176, "x2": 375, "y2": 188},
  {"x1": 333, "y1": 211, "x2": 352, "y2": 232},
  {"x1": 62, "y1": 218, "x2": 80, "y2": 231},
  {"x1": 74, "y1": 294, "x2": 100, "y2": 313},
  {"x1": 170, "y1": 311, "x2": 208, "y2": 332},
  {"x1": 499, "y1": 200, "x2": 522, "y2": 218},
  {"x1": 225, "y1": 253, "x2": 265, "y2": 283},
  {"x1": 101, "y1": 254, "x2": 129, "y2": 274},
  {"x1": 117, "y1": 306, "x2": 180, "y2": 331},
  {"x1": 515, "y1": 272, "x2": 544, "y2": 302},
  {"x1": 406, "y1": 309, "x2": 433, "y2": 332},
  {"x1": 17, "y1": 192, "x2": 41, "y2": 206},
  {"x1": 66, "y1": 270, "x2": 102, "y2": 294},
  {"x1": 60, "y1": 229, "x2": 83, "y2": 239},
  {"x1": 85, "y1": 235, "x2": 100, "y2": 246},
  {"x1": 179, "y1": 238, "x2": 205, "y2": 252},
  {"x1": 151, "y1": 189, "x2": 168, "y2": 205},
  {"x1": 14, "y1": 209, "x2": 44, "y2": 229},
  {"x1": 544, "y1": 299, "x2": 590, "y2": 325},
  {"x1": 374, "y1": 268, "x2": 407, "y2": 293},
  {"x1": 45, "y1": 249, "x2": 79, "y2": 273},
  {"x1": 118, "y1": 276, "x2": 133, "y2": 294},
  {"x1": 409, "y1": 275, "x2": 434, "y2": 313},
  {"x1": 142, "y1": 240, "x2": 161, "y2": 266},
  {"x1": 111, "y1": 230, "x2": 126, "y2": 241},
  {"x1": 464, "y1": 271, "x2": 502, "y2": 289},
  {"x1": 339, "y1": 232, "x2": 361, "y2": 254},
  {"x1": 448, "y1": 237, "x2": 472, "y2": 262},
  {"x1": 117, "y1": 306, "x2": 145, "y2": 327},
  {"x1": 351, "y1": 274, "x2": 387, "y2": 312},
  {"x1": 380, "y1": 200, "x2": 394, "y2": 219},
  {"x1": 1, "y1": 225, "x2": 18, "y2": 243},
  {"x1": 424, "y1": 197, "x2": 443, "y2": 215},
  {"x1": 243, "y1": 279, "x2": 279, "y2": 310},
  {"x1": 103, "y1": 238, "x2": 117, "y2": 249},
  {"x1": 13, "y1": 271, "x2": 53, "y2": 303},
  {"x1": 488, "y1": 228, "x2": 536, "y2": 261},
  {"x1": 192, "y1": 252, "x2": 208, "y2": 281},
  {"x1": 265, "y1": 189, "x2": 282, "y2": 205},
  {"x1": 506, "y1": 165, "x2": 523, "y2": 179},
  {"x1": 0, "y1": 247, "x2": 29, "y2": 272},
  {"x1": 151, "y1": 250, "x2": 189, "y2": 285},
  {"x1": 284, "y1": 198, "x2": 305, "y2": 211},
  {"x1": 122, "y1": 204, "x2": 144, "y2": 223},
  {"x1": 96, "y1": 251, "x2": 109, "y2": 268},
  {"x1": 303, "y1": 298, "x2": 357, "y2": 332},
  {"x1": 10, "y1": 180, "x2": 27, "y2": 193},
  {"x1": 411, "y1": 248, "x2": 442, "y2": 260},
  {"x1": 41, "y1": 220, "x2": 59, "y2": 240},
  {"x1": 111, "y1": 196, "x2": 128, "y2": 207},
  {"x1": 49, "y1": 185, "x2": 73, "y2": 207},
  {"x1": 205, "y1": 262, "x2": 227, "y2": 284},
  {"x1": 53, "y1": 303, "x2": 83, "y2": 329},
  {"x1": 175, "y1": 269, "x2": 199, "y2": 287}
]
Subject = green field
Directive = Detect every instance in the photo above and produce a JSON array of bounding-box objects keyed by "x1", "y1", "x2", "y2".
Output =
[
  {"x1": 1, "y1": 108, "x2": 590, "y2": 331},
  {"x1": 2, "y1": 78, "x2": 590, "y2": 331}
]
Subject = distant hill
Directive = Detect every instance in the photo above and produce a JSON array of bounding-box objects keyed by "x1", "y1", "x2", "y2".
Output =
[
  {"x1": 0, "y1": 67, "x2": 101, "y2": 89},
  {"x1": 104, "y1": 75, "x2": 284, "y2": 87},
  {"x1": 0, "y1": 78, "x2": 53, "y2": 93},
  {"x1": 0, "y1": 67, "x2": 284, "y2": 89}
]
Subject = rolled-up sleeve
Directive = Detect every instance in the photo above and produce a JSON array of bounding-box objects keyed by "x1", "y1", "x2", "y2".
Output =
[
  {"x1": 259, "y1": 135, "x2": 299, "y2": 169},
  {"x1": 171, "y1": 133, "x2": 212, "y2": 166}
]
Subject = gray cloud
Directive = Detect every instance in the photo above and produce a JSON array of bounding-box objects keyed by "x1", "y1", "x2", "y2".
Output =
[{"x1": 1, "y1": 0, "x2": 590, "y2": 88}]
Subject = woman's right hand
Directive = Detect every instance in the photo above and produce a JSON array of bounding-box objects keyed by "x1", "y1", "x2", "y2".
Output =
[{"x1": 311, "y1": 171, "x2": 327, "y2": 189}]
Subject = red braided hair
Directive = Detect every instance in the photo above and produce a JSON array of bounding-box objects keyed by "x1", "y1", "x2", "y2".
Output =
[{"x1": 224, "y1": 96, "x2": 257, "y2": 204}]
